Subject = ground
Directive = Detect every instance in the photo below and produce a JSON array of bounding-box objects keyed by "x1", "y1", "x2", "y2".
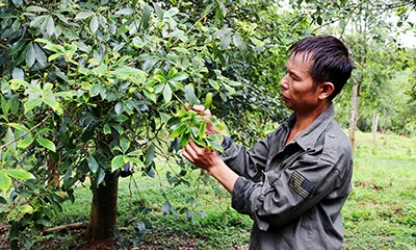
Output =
[
  {"x1": 0, "y1": 225, "x2": 247, "y2": 250},
  {"x1": 0, "y1": 225, "x2": 127, "y2": 250}
]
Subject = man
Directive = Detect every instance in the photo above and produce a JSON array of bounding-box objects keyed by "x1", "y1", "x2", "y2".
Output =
[{"x1": 182, "y1": 35, "x2": 354, "y2": 249}]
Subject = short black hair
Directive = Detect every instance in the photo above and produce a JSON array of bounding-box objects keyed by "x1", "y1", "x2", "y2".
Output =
[{"x1": 289, "y1": 35, "x2": 353, "y2": 100}]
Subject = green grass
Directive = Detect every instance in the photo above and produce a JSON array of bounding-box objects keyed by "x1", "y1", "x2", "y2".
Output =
[
  {"x1": 56, "y1": 131, "x2": 416, "y2": 249},
  {"x1": 342, "y1": 131, "x2": 416, "y2": 249}
]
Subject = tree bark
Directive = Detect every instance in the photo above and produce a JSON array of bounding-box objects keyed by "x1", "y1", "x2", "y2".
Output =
[
  {"x1": 372, "y1": 111, "x2": 379, "y2": 148},
  {"x1": 349, "y1": 83, "x2": 360, "y2": 153},
  {"x1": 85, "y1": 171, "x2": 118, "y2": 241}
]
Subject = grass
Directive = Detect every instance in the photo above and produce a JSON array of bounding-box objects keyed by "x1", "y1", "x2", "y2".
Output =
[
  {"x1": 342, "y1": 131, "x2": 416, "y2": 249},
  {"x1": 56, "y1": 130, "x2": 416, "y2": 249}
]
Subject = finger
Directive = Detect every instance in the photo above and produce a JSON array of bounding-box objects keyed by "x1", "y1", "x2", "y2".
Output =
[
  {"x1": 192, "y1": 104, "x2": 205, "y2": 113},
  {"x1": 184, "y1": 103, "x2": 191, "y2": 111},
  {"x1": 187, "y1": 139, "x2": 209, "y2": 157},
  {"x1": 182, "y1": 144, "x2": 194, "y2": 162}
]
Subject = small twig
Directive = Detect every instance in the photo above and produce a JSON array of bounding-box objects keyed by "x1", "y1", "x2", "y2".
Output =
[{"x1": 42, "y1": 222, "x2": 87, "y2": 235}]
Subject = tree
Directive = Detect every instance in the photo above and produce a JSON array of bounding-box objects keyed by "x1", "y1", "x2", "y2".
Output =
[
  {"x1": 0, "y1": 0, "x2": 308, "y2": 247},
  {"x1": 290, "y1": 0, "x2": 416, "y2": 150}
]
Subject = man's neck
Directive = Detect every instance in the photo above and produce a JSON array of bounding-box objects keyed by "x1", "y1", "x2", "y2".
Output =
[
  {"x1": 295, "y1": 102, "x2": 330, "y2": 129},
  {"x1": 285, "y1": 102, "x2": 330, "y2": 146}
]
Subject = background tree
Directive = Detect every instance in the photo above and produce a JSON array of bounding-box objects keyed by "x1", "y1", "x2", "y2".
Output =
[{"x1": 290, "y1": 0, "x2": 416, "y2": 150}]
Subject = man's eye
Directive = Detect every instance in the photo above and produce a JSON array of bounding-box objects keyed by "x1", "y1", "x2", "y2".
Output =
[{"x1": 290, "y1": 74, "x2": 298, "y2": 81}]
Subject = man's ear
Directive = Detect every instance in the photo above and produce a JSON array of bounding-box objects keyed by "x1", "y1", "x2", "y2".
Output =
[{"x1": 318, "y1": 82, "x2": 335, "y2": 100}]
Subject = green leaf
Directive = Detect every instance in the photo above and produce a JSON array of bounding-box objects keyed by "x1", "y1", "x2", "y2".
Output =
[
  {"x1": 120, "y1": 139, "x2": 130, "y2": 154},
  {"x1": 1, "y1": 95, "x2": 10, "y2": 116},
  {"x1": 18, "y1": 135, "x2": 34, "y2": 150},
  {"x1": 3, "y1": 169, "x2": 35, "y2": 180},
  {"x1": 26, "y1": 6, "x2": 48, "y2": 12},
  {"x1": 36, "y1": 137, "x2": 56, "y2": 152},
  {"x1": 167, "y1": 67, "x2": 178, "y2": 79},
  {"x1": 90, "y1": 84, "x2": 102, "y2": 97},
  {"x1": 24, "y1": 98, "x2": 43, "y2": 113},
  {"x1": 153, "y1": 68, "x2": 166, "y2": 83},
  {"x1": 165, "y1": 29, "x2": 185, "y2": 39},
  {"x1": 145, "y1": 144, "x2": 155, "y2": 167},
  {"x1": 193, "y1": 138, "x2": 207, "y2": 148},
  {"x1": 75, "y1": 12, "x2": 94, "y2": 20},
  {"x1": 43, "y1": 96, "x2": 62, "y2": 114},
  {"x1": 109, "y1": 123, "x2": 124, "y2": 135},
  {"x1": 18, "y1": 204, "x2": 34, "y2": 214},
  {"x1": 153, "y1": 2, "x2": 163, "y2": 20},
  {"x1": 111, "y1": 155, "x2": 125, "y2": 172},
  {"x1": 210, "y1": 116, "x2": 225, "y2": 131},
  {"x1": 33, "y1": 43, "x2": 48, "y2": 67},
  {"x1": 179, "y1": 131, "x2": 190, "y2": 147},
  {"x1": 0, "y1": 196, "x2": 7, "y2": 204},
  {"x1": 96, "y1": 168, "x2": 106, "y2": 187},
  {"x1": 199, "y1": 120, "x2": 206, "y2": 139},
  {"x1": 163, "y1": 85, "x2": 172, "y2": 102},
  {"x1": 162, "y1": 201, "x2": 172, "y2": 214},
  {"x1": 169, "y1": 123, "x2": 187, "y2": 138},
  {"x1": 110, "y1": 67, "x2": 147, "y2": 80},
  {"x1": 0, "y1": 170, "x2": 12, "y2": 192},
  {"x1": 30, "y1": 15, "x2": 47, "y2": 28},
  {"x1": 220, "y1": 34, "x2": 232, "y2": 50},
  {"x1": 232, "y1": 32, "x2": 245, "y2": 49},
  {"x1": 25, "y1": 43, "x2": 36, "y2": 67},
  {"x1": 115, "y1": 8, "x2": 135, "y2": 16},
  {"x1": 46, "y1": 16, "x2": 55, "y2": 36},
  {"x1": 7, "y1": 123, "x2": 30, "y2": 133},
  {"x1": 103, "y1": 124, "x2": 111, "y2": 135},
  {"x1": 170, "y1": 72, "x2": 188, "y2": 82},
  {"x1": 208, "y1": 79, "x2": 220, "y2": 91},
  {"x1": 12, "y1": 67, "x2": 24, "y2": 79},
  {"x1": 90, "y1": 15, "x2": 99, "y2": 33},
  {"x1": 92, "y1": 63, "x2": 107, "y2": 76},
  {"x1": 164, "y1": 7, "x2": 179, "y2": 18},
  {"x1": 159, "y1": 112, "x2": 170, "y2": 123},
  {"x1": 141, "y1": 5, "x2": 151, "y2": 30},
  {"x1": 5, "y1": 128, "x2": 16, "y2": 151},
  {"x1": 204, "y1": 92, "x2": 213, "y2": 110},
  {"x1": 143, "y1": 88, "x2": 156, "y2": 103},
  {"x1": 88, "y1": 155, "x2": 99, "y2": 174},
  {"x1": 184, "y1": 84, "x2": 200, "y2": 106},
  {"x1": 130, "y1": 0, "x2": 139, "y2": 9},
  {"x1": 190, "y1": 126, "x2": 199, "y2": 139},
  {"x1": 127, "y1": 150, "x2": 142, "y2": 157}
]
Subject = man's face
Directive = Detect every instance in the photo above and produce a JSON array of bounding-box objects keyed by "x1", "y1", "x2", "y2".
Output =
[{"x1": 279, "y1": 52, "x2": 321, "y2": 113}]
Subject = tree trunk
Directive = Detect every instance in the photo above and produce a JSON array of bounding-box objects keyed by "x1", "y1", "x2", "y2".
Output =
[
  {"x1": 372, "y1": 111, "x2": 379, "y2": 148},
  {"x1": 85, "y1": 171, "x2": 118, "y2": 241},
  {"x1": 348, "y1": 83, "x2": 360, "y2": 153}
]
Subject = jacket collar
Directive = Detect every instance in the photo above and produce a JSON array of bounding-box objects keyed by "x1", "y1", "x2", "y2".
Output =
[{"x1": 283, "y1": 103, "x2": 335, "y2": 151}]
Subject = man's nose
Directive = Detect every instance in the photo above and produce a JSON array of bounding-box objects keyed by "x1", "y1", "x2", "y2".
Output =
[{"x1": 280, "y1": 74, "x2": 289, "y2": 89}]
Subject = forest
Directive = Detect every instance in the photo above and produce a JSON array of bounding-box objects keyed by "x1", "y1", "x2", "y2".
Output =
[{"x1": 0, "y1": 0, "x2": 415, "y2": 249}]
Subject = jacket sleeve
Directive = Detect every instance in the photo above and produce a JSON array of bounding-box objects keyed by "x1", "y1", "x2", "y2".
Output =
[
  {"x1": 230, "y1": 132, "x2": 353, "y2": 231},
  {"x1": 220, "y1": 129, "x2": 280, "y2": 182}
]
